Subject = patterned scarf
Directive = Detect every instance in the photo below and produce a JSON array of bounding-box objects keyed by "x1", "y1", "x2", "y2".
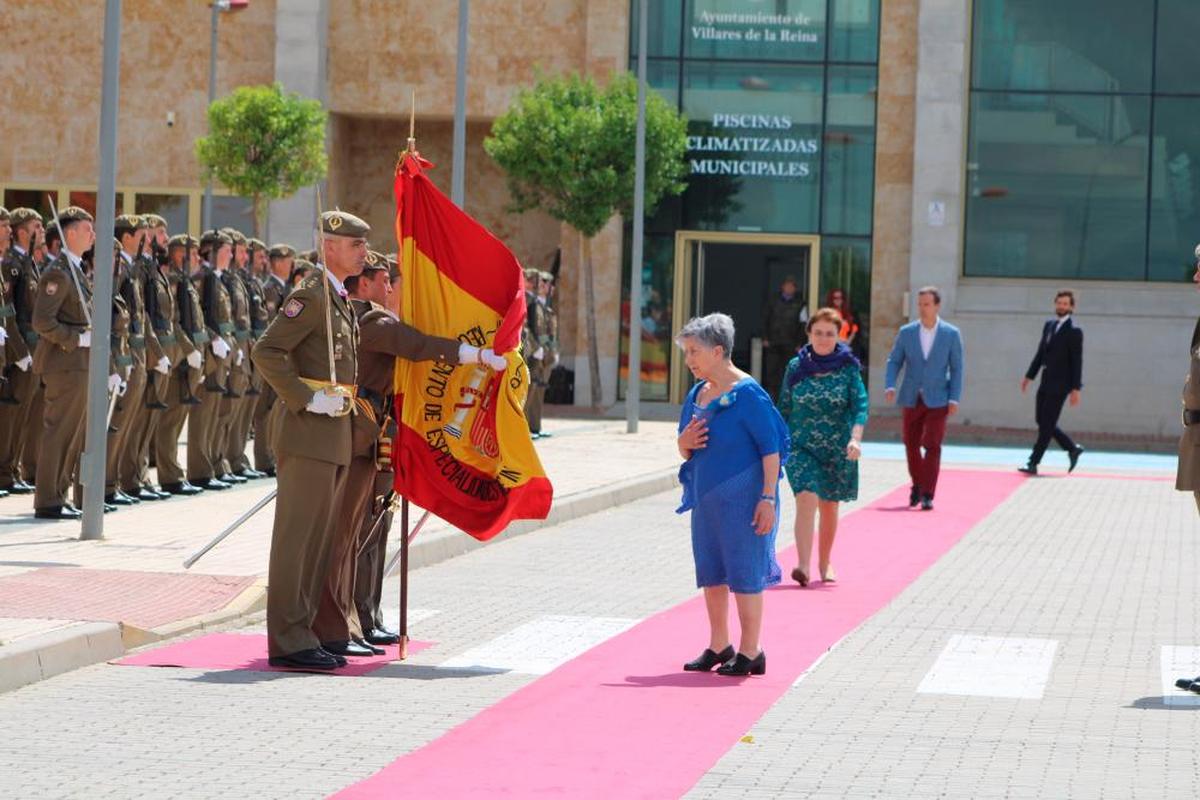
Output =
[{"x1": 787, "y1": 342, "x2": 860, "y2": 388}]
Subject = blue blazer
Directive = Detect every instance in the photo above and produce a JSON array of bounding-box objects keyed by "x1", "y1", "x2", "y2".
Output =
[{"x1": 884, "y1": 319, "x2": 964, "y2": 409}]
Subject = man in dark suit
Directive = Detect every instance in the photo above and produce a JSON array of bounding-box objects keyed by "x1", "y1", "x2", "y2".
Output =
[{"x1": 1019, "y1": 290, "x2": 1084, "y2": 475}]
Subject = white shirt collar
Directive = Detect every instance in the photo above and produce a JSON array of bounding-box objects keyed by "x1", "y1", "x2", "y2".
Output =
[
  {"x1": 120, "y1": 250, "x2": 134, "y2": 264},
  {"x1": 13, "y1": 244, "x2": 26, "y2": 256},
  {"x1": 63, "y1": 248, "x2": 83, "y2": 270},
  {"x1": 1055, "y1": 314, "x2": 1072, "y2": 327},
  {"x1": 920, "y1": 316, "x2": 940, "y2": 332},
  {"x1": 323, "y1": 266, "x2": 347, "y2": 297}
]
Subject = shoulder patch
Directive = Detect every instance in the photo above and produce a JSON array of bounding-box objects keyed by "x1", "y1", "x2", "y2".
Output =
[
  {"x1": 45, "y1": 282, "x2": 58, "y2": 296},
  {"x1": 283, "y1": 298, "x2": 305, "y2": 318}
]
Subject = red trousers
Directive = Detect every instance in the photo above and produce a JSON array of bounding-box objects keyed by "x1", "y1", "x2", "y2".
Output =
[{"x1": 902, "y1": 399, "x2": 949, "y2": 497}]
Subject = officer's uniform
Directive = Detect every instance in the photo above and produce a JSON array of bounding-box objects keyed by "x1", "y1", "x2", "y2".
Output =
[
  {"x1": 252, "y1": 245, "x2": 295, "y2": 475},
  {"x1": 524, "y1": 271, "x2": 556, "y2": 436},
  {"x1": 153, "y1": 235, "x2": 204, "y2": 493},
  {"x1": 226, "y1": 245, "x2": 268, "y2": 477},
  {"x1": 0, "y1": 208, "x2": 40, "y2": 492},
  {"x1": 1177, "y1": 315, "x2": 1200, "y2": 510},
  {"x1": 314, "y1": 252, "x2": 460, "y2": 645},
  {"x1": 187, "y1": 231, "x2": 236, "y2": 488},
  {"x1": 32, "y1": 207, "x2": 94, "y2": 516},
  {"x1": 252, "y1": 211, "x2": 367, "y2": 662}
]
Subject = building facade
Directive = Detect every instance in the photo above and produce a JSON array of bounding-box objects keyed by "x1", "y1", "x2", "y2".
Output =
[{"x1": 1, "y1": 0, "x2": 1195, "y2": 437}]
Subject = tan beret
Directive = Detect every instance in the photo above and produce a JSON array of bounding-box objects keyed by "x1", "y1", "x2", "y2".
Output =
[
  {"x1": 220, "y1": 227, "x2": 247, "y2": 246},
  {"x1": 200, "y1": 229, "x2": 233, "y2": 250},
  {"x1": 113, "y1": 214, "x2": 145, "y2": 237},
  {"x1": 320, "y1": 210, "x2": 370, "y2": 238},
  {"x1": 268, "y1": 243, "x2": 296, "y2": 259},
  {"x1": 57, "y1": 206, "x2": 95, "y2": 226},
  {"x1": 142, "y1": 213, "x2": 168, "y2": 229},
  {"x1": 9, "y1": 208, "x2": 43, "y2": 227}
]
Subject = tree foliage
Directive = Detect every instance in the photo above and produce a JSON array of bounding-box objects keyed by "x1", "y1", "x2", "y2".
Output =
[{"x1": 195, "y1": 83, "x2": 328, "y2": 234}]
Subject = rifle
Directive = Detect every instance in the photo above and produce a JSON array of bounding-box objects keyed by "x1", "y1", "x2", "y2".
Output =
[{"x1": 139, "y1": 235, "x2": 168, "y2": 410}]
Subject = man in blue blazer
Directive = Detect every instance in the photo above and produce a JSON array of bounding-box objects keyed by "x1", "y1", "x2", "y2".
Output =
[
  {"x1": 884, "y1": 286, "x2": 964, "y2": 510},
  {"x1": 1019, "y1": 290, "x2": 1084, "y2": 475}
]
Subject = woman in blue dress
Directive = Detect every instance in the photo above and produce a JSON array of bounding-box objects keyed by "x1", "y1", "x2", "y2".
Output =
[
  {"x1": 675, "y1": 313, "x2": 789, "y2": 677},
  {"x1": 778, "y1": 307, "x2": 868, "y2": 587}
]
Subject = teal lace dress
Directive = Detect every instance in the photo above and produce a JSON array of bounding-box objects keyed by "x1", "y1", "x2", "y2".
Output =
[{"x1": 778, "y1": 361, "x2": 869, "y2": 502}]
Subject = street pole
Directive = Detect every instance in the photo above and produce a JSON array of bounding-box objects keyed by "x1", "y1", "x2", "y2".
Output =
[
  {"x1": 203, "y1": 1, "x2": 227, "y2": 231},
  {"x1": 625, "y1": 0, "x2": 648, "y2": 435},
  {"x1": 450, "y1": 0, "x2": 469, "y2": 207},
  {"x1": 81, "y1": 0, "x2": 122, "y2": 540}
]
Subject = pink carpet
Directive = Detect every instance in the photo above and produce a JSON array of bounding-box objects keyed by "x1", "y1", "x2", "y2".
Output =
[
  {"x1": 334, "y1": 469, "x2": 1025, "y2": 799},
  {"x1": 115, "y1": 633, "x2": 432, "y2": 677}
]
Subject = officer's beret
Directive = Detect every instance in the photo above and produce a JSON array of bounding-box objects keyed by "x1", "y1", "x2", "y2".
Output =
[
  {"x1": 362, "y1": 250, "x2": 389, "y2": 274},
  {"x1": 523, "y1": 267, "x2": 540, "y2": 281},
  {"x1": 268, "y1": 243, "x2": 296, "y2": 260},
  {"x1": 320, "y1": 210, "x2": 370, "y2": 239},
  {"x1": 388, "y1": 258, "x2": 400, "y2": 282},
  {"x1": 220, "y1": 227, "x2": 247, "y2": 246},
  {"x1": 113, "y1": 214, "x2": 145, "y2": 237},
  {"x1": 187, "y1": 235, "x2": 200, "y2": 248},
  {"x1": 200, "y1": 229, "x2": 233, "y2": 249},
  {"x1": 0, "y1": 207, "x2": 9, "y2": 222},
  {"x1": 539, "y1": 271, "x2": 554, "y2": 283},
  {"x1": 142, "y1": 213, "x2": 168, "y2": 229},
  {"x1": 247, "y1": 237, "x2": 266, "y2": 252},
  {"x1": 9, "y1": 208, "x2": 43, "y2": 228},
  {"x1": 57, "y1": 206, "x2": 94, "y2": 227},
  {"x1": 167, "y1": 233, "x2": 190, "y2": 249}
]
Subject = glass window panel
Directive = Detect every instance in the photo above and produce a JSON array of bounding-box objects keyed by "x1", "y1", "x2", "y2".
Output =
[
  {"x1": 627, "y1": 58, "x2": 682, "y2": 111},
  {"x1": 965, "y1": 92, "x2": 1151, "y2": 280},
  {"x1": 1155, "y1": 0, "x2": 1200, "y2": 95},
  {"x1": 681, "y1": 62, "x2": 824, "y2": 233},
  {"x1": 2, "y1": 188, "x2": 54, "y2": 221},
  {"x1": 819, "y1": 236, "x2": 871, "y2": 376},
  {"x1": 684, "y1": 0, "x2": 826, "y2": 62},
  {"x1": 134, "y1": 193, "x2": 189, "y2": 235},
  {"x1": 829, "y1": 0, "x2": 880, "y2": 63},
  {"x1": 971, "y1": 0, "x2": 1154, "y2": 93},
  {"x1": 630, "y1": 0, "x2": 683, "y2": 58},
  {"x1": 68, "y1": 191, "x2": 97, "y2": 218},
  {"x1": 821, "y1": 66, "x2": 877, "y2": 235},
  {"x1": 618, "y1": 233, "x2": 675, "y2": 401},
  {"x1": 1148, "y1": 97, "x2": 1200, "y2": 282},
  {"x1": 210, "y1": 195, "x2": 255, "y2": 235}
]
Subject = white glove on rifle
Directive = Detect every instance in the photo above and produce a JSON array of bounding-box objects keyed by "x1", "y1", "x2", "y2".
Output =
[
  {"x1": 306, "y1": 390, "x2": 344, "y2": 417},
  {"x1": 458, "y1": 344, "x2": 507, "y2": 372},
  {"x1": 235, "y1": 348, "x2": 244, "y2": 366},
  {"x1": 211, "y1": 337, "x2": 231, "y2": 359},
  {"x1": 154, "y1": 355, "x2": 170, "y2": 375},
  {"x1": 15, "y1": 355, "x2": 32, "y2": 372},
  {"x1": 533, "y1": 346, "x2": 544, "y2": 360},
  {"x1": 186, "y1": 350, "x2": 203, "y2": 370},
  {"x1": 107, "y1": 373, "x2": 122, "y2": 393},
  {"x1": 0, "y1": 327, "x2": 6, "y2": 345},
  {"x1": 78, "y1": 330, "x2": 92, "y2": 348}
]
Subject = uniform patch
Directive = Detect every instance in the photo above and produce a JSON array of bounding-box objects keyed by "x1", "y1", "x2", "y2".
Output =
[
  {"x1": 45, "y1": 282, "x2": 58, "y2": 296},
  {"x1": 283, "y1": 298, "x2": 305, "y2": 318}
]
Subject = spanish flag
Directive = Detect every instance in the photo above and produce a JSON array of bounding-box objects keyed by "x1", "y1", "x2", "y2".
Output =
[{"x1": 392, "y1": 151, "x2": 553, "y2": 540}]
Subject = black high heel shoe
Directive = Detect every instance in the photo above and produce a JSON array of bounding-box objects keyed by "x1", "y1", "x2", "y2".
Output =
[
  {"x1": 683, "y1": 645, "x2": 735, "y2": 672},
  {"x1": 716, "y1": 650, "x2": 766, "y2": 676}
]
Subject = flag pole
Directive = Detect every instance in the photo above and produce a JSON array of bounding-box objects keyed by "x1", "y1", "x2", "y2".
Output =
[{"x1": 397, "y1": 88, "x2": 417, "y2": 661}]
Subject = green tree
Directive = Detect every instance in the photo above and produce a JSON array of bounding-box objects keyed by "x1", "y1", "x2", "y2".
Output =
[
  {"x1": 485, "y1": 72, "x2": 688, "y2": 407},
  {"x1": 195, "y1": 83, "x2": 328, "y2": 236}
]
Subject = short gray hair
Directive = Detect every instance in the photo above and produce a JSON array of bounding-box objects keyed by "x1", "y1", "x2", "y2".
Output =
[{"x1": 676, "y1": 313, "x2": 735, "y2": 359}]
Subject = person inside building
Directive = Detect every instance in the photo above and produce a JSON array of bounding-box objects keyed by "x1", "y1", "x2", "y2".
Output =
[{"x1": 762, "y1": 275, "x2": 806, "y2": 400}]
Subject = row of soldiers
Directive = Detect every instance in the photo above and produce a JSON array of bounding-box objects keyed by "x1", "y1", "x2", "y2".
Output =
[
  {"x1": 0, "y1": 205, "x2": 323, "y2": 519},
  {"x1": 522, "y1": 266, "x2": 558, "y2": 438}
]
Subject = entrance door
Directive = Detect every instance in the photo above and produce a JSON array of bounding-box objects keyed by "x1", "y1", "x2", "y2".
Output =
[{"x1": 671, "y1": 232, "x2": 820, "y2": 403}]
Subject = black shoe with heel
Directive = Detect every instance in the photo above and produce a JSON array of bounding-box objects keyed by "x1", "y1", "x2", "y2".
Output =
[
  {"x1": 909, "y1": 486, "x2": 921, "y2": 507},
  {"x1": 683, "y1": 645, "x2": 735, "y2": 672},
  {"x1": 716, "y1": 651, "x2": 766, "y2": 676}
]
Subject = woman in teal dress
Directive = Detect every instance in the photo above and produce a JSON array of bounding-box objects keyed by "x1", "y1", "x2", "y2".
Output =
[{"x1": 778, "y1": 308, "x2": 868, "y2": 586}]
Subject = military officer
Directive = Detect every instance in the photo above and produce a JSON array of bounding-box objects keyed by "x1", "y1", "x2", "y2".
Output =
[
  {"x1": 252, "y1": 210, "x2": 370, "y2": 670},
  {"x1": 226, "y1": 236, "x2": 268, "y2": 479},
  {"x1": 0, "y1": 208, "x2": 40, "y2": 493},
  {"x1": 252, "y1": 243, "x2": 296, "y2": 476},
  {"x1": 32, "y1": 207, "x2": 97, "y2": 520},
  {"x1": 524, "y1": 268, "x2": 557, "y2": 438},
  {"x1": 187, "y1": 230, "x2": 236, "y2": 491}
]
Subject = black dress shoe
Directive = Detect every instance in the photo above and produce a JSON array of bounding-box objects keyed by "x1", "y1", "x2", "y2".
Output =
[
  {"x1": 237, "y1": 468, "x2": 267, "y2": 480},
  {"x1": 267, "y1": 648, "x2": 338, "y2": 670},
  {"x1": 364, "y1": 628, "x2": 401, "y2": 646},
  {"x1": 135, "y1": 487, "x2": 163, "y2": 501},
  {"x1": 162, "y1": 482, "x2": 204, "y2": 496},
  {"x1": 321, "y1": 639, "x2": 375, "y2": 657},
  {"x1": 193, "y1": 478, "x2": 230, "y2": 491},
  {"x1": 2, "y1": 481, "x2": 33, "y2": 495},
  {"x1": 909, "y1": 485, "x2": 921, "y2": 507},
  {"x1": 1068, "y1": 445, "x2": 1084, "y2": 473},
  {"x1": 352, "y1": 637, "x2": 386, "y2": 656},
  {"x1": 716, "y1": 650, "x2": 766, "y2": 676},
  {"x1": 318, "y1": 648, "x2": 348, "y2": 667},
  {"x1": 35, "y1": 505, "x2": 82, "y2": 520},
  {"x1": 683, "y1": 645, "x2": 735, "y2": 672},
  {"x1": 1017, "y1": 464, "x2": 1038, "y2": 476},
  {"x1": 117, "y1": 490, "x2": 141, "y2": 504},
  {"x1": 221, "y1": 472, "x2": 248, "y2": 484},
  {"x1": 0, "y1": 488, "x2": 8, "y2": 498},
  {"x1": 64, "y1": 502, "x2": 80, "y2": 513},
  {"x1": 1175, "y1": 677, "x2": 1198, "y2": 691},
  {"x1": 921, "y1": 494, "x2": 934, "y2": 511},
  {"x1": 106, "y1": 492, "x2": 136, "y2": 506},
  {"x1": 264, "y1": 467, "x2": 277, "y2": 478},
  {"x1": 103, "y1": 503, "x2": 118, "y2": 513}
]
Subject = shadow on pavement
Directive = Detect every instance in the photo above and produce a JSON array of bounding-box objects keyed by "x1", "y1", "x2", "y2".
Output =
[
  {"x1": 1128, "y1": 696, "x2": 1200, "y2": 710},
  {"x1": 180, "y1": 664, "x2": 510, "y2": 684}
]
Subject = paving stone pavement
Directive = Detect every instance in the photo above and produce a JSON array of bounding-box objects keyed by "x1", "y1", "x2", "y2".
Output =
[{"x1": 0, "y1": 448, "x2": 1194, "y2": 799}]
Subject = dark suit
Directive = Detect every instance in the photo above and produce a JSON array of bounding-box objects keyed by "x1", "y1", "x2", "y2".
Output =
[{"x1": 1024, "y1": 316, "x2": 1083, "y2": 466}]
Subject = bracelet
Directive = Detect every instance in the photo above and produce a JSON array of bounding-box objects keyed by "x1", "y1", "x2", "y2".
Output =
[{"x1": 759, "y1": 494, "x2": 775, "y2": 503}]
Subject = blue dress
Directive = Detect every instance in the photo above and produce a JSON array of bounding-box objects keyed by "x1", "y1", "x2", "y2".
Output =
[{"x1": 676, "y1": 378, "x2": 789, "y2": 594}]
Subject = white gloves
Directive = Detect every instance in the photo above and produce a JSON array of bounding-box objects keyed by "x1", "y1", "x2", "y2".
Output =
[
  {"x1": 79, "y1": 330, "x2": 92, "y2": 348},
  {"x1": 235, "y1": 348, "x2": 244, "y2": 366},
  {"x1": 533, "y1": 346, "x2": 545, "y2": 360},
  {"x1": 0, "y1": 327, "x2": 6, "y2": 345},
  {"x1": 458, "y1": 344, "x2": 507, "y2": 371},
  {"x1": 306, "y1": 390, "x2": 344, "y2": 417},
  {"x1": 107, "y1": 373, "x2": 122, "y2": 393},
  {"x1": 186, "y1": 350, "x2": 203, "y2": 370},
  {"x1": 15, "y1": 355, "x2": 32, "y2": 372},
  {"x1": 154, "y1": 355, "x2": 170, "y2": 374},
  {"x1": 211, "y1": 337, "x2": 231, "y2": 359}
]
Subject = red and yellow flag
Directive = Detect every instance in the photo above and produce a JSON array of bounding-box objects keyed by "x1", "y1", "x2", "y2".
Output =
[{"x1": 392, "y1": 151, "x2": 552, "y2": 540}]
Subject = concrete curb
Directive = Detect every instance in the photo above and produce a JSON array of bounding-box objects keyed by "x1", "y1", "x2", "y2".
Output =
[{"x1": 0, "y1": 467, "x2": 680, "y2": 692}]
